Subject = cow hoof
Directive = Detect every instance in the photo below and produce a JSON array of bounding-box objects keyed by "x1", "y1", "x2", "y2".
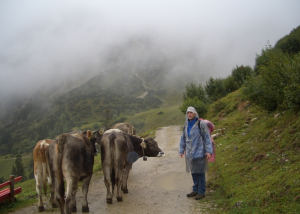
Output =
[
  {"x1": 117, "y1": 196, "x2": 123, "y2": 202},
  {"x1": 122, "y1": 189, "x2": 129, "y2": 194},
  {"x1": 82, "y1": 206, "x2": 89, "y2": 212},
  {"x1": 38, "y1": 206, "x2": 45, "y2": 212},
  {"x1": 106, "y1": 198, "x2": 113, "y2": 204}
]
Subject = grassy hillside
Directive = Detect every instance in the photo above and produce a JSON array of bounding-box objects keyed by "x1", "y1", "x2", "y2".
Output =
[
  {"x1": 126, "y1": 105, "x2": 185, "y2": 134},
  {"x1": 204, "y1": 89, "x2": 300, "y2": 213}
]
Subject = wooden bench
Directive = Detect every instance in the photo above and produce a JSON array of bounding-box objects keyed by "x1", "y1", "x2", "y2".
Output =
[{"x1": 0, "y1": 175, "x2": 22, "y2": 203}]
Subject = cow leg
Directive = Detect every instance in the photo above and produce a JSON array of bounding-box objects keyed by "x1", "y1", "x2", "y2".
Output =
[
  {"x1": 55, "y1": 177, "x2": 65, "y2": 214},
  {"x1": 81, "y1": 175, "x2": 92, "y2": 212},
  {"x1": 42, "y1": 163, "x2": 48, "y2": 194},
  {"x1": 47, "y1": 175, "x2": 58, "y2": 208},
  {"x1": 65, "y1": 177, "x2": 78, "y2": 214},
  {"x1": 35, "y1": 171, "x2": 45, "y2": 212},
  {"x1": 103, "y1": 166, "x2": 113, "y2": 204},
  {"x1": 121, "y1": 163, "x2": 132, "y2": 194},
  {"x1": 115, "y1": 167, "x2": 123, "y2": 202}
]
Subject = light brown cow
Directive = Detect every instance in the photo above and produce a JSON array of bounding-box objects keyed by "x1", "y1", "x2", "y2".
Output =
[
  {"x1": 111, "y1": 122, "x2": 136, "y2": 135},
  {"x1": 33, "y1": 139, "x2": 57, "y2": 211}
]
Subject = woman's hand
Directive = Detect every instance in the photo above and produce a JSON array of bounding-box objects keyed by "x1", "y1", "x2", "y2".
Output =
[
  {"x1": 179, "y1": 151, "x2": 186, "y2": 158},
  {"x1": 205, "y1": 153, "x2": 211, "y2": 159}
]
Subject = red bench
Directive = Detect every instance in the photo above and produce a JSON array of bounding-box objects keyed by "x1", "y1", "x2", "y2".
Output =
[{"x1": 0, "y1": 175, "x2": 22, "y2": 203}]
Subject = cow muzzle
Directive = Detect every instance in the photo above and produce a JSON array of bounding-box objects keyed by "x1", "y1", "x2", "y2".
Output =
[{"x1": 157, "y1": 151, "x2": 165, "y2": 157}]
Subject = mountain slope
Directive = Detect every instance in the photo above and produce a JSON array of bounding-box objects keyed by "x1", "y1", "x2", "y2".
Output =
[{"x1": 205, "y1": 89, "x2": 300, "y2": 213}]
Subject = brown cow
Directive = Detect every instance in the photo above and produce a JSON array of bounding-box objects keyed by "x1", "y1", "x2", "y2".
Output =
[
  {"x1": 47, "y1": 130, "x2": 102, "y2": 214},
  {"x1": 100, "y1": 130, "x2": 164, "y2": 203},
  {"x1": 33, "y1": 139, "x2": 57, "y2": 211},
  {"x1": 111, "y1": 122, "x2": 136, "y2": 135}
]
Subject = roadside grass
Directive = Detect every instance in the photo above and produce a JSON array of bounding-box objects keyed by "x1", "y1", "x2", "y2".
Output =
[
  {"x1": 0, "y1": 178, "x2": 37, "y2": 214},
  {"x1": 202, "y1": 89, "x2": 300, "y2": 213}
]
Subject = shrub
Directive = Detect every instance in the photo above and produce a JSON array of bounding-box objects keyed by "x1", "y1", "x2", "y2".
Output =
[
  {"x1": 243, "y1": 49, "x2": 300, "y2": 111},
  {"x1": 231, "y1": 65, "x2": 255, "y2": 87},
  {"x1": 179, "y1": 97, "x2": 208, "y2": 117},
  {"x1": 204, "y1": 77, "x2": 227, "y2": 102}
]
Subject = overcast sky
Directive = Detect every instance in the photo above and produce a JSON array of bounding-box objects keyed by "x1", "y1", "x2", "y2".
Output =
[{"x1": 0, "y1": 0, "x2": 300, "y2": 100}]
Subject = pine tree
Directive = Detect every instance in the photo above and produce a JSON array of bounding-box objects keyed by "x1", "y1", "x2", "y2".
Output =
[
  {"x1": 14, "y1": 154, "x2": 25, "y2": 177},
  {"x1": 11, "y1": 165, "x2": 17, "y2": 175}
]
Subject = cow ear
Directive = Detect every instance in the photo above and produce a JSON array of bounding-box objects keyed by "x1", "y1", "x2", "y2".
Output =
[{"x1": 87, "y1": 130, "x2": 93, "y2": 140}]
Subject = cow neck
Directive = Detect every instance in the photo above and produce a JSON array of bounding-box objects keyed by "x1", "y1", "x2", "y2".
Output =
[{"x1": 129, "y1": 135, "x2": 144, "y2": 157}]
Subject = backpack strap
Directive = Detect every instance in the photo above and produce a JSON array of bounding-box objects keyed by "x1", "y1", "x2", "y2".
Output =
[{"x1": 198, "y1": 120, "x2": 205, "y2": 138}]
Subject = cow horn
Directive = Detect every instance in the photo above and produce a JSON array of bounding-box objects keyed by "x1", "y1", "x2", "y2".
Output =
[
  {"x1": 93, "y1": 129, "x2": 100, "y2": 134},
  {"x1": 140, "y1": 138, "x2": 147, "y2": 149}
]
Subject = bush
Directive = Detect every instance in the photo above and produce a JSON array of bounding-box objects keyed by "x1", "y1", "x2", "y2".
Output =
[
  {"x1": 179, "y1": 97, "x2": 208, "y2": 117},
  {"x1": 231, "y1": 65, "x2": 255, "y2": 87},
  {"x1": 204, "y1": 77, "x2": 227, "y2": 102},
  {"x1": 182, "y1": 82, "x2": 209, "y2": 104},
  {"x1": 243, "y1": 49, "x2": 300, "y2": 111},
  {"x1": 224, "y1": 75, "x2": 239, "y2": 93}
]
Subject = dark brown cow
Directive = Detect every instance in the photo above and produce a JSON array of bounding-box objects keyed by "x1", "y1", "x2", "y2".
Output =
[
  {"x1": 111, "y1": 122, "x2": 136, "y2": 135},
  {"x1": 47, "y1": 130, "x2": 102, "y2": 214},
  {"x1": 100, "y1": 129, "x2": 164, "y2": 203},
  {"x1": 33, "y1": 139, "x2": 57, "y2": 211}
]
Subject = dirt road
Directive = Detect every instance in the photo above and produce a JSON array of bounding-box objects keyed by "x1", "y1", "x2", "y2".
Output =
[{"x1": 12, "y1": 126, "x2": 209, "y2": 214}]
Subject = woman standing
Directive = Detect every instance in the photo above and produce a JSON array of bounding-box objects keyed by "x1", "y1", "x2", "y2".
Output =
[{"x1": 179, "y1": 106, "x2": 213, "y2": 200}]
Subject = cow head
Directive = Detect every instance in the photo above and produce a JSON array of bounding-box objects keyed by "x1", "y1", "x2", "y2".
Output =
[
  {"x1": 83, "y1": 129, "x2": 104, "y2": 155},
  {"x1": 142, "y1": 137, "x2": 164, "y2": 159}
]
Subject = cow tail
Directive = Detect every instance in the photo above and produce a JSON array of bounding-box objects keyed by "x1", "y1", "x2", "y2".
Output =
[
  {"x1": 40, "y1": 140, "x2": 49, "y2": 194},
  {"x1": 108, "y1": 133, "x2": 116, "y2": 189},
  {"x1": 56, "y1": 134, "x2": 67, "y2": 197}
]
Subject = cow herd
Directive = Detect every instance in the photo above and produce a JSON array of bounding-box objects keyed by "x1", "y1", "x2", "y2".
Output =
[{"x1": 32, "y1": 123, "x2": 164, "y2": 214}]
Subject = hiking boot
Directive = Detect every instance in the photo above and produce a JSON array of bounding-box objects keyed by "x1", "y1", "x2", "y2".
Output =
[
  {"x1": 186, "y1": 192, "x2": 198, "y2": 197},
  {"x1": 195, "y1": 194, "x2": 205, "y2": 200}
]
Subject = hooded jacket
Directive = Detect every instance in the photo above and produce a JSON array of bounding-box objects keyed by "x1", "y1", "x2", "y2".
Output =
[{"x1": 179, "y1": 119, "x2": 213, "y2": 160}]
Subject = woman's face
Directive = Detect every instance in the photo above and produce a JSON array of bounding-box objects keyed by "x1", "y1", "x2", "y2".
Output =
[{"x1": 187, "y1": 111, "x2": 196, "y2": 120}]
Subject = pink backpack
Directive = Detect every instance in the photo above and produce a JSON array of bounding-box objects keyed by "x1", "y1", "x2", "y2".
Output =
[{"x1": 199, "y1": 119, "x2": 216, "y2": 162}]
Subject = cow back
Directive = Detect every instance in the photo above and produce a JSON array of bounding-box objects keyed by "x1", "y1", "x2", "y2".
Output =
[{"x1": 111, "y1": 123, "x2": 136, "y2": 135}]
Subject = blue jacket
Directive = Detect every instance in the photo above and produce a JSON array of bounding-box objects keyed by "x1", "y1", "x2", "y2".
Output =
[{"x1": 179, "y1": 119, "x2": 213, "y2": 160}]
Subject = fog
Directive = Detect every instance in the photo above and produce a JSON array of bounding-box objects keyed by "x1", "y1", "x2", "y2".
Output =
[{"x1": 1, "y1": 0, "x2": 300, "y2": 101}]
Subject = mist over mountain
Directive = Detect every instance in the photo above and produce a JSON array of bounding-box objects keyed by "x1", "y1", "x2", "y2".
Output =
[{"x1": 0, "y1": 36, "x2": 209, "y2": 128}]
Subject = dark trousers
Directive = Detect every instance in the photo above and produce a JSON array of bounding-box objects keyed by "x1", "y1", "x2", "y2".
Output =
[{"x1": 192, "y1": 173, "x2": 206, "y2": 194}]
